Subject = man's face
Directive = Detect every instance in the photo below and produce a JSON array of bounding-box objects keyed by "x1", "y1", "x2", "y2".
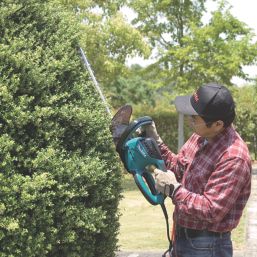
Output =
[{"x1": 187, "y1": 115, "x2": 224, "y2": 139}]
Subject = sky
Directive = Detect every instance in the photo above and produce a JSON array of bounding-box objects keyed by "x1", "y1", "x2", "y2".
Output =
[{"x1": 125, "y1": 0, "x2": 257, "y2": 86}]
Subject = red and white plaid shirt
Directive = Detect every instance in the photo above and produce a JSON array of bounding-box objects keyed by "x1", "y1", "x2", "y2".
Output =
[{"x1": 159, "y1": 126, "x2": 252, "y2": 232}]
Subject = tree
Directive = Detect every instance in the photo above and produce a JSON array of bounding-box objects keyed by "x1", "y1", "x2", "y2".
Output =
[
  {"x1": 0, "y1": 1, "x2": 121, "y2": 256},
  {"x1": 57, "y1": 0, "x2": 150, "y2": 94},
  {"x1": 127, "y1": 0, "x2": 257, "y2": 92},
  {"x1": 109, "y1": 64, "x2": 155, "y2": 108},
  {"x1": 169, "y1": 4, "x2": 257, "y2": 91},
  {"x1": 127, "y1": 0, "x2": 205, "y2": 90}
]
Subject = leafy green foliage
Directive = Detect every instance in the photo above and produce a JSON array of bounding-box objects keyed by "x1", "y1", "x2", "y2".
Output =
[
  {"x1": 0, "y1": 1, "x2": 122, "y2": 256},
  {"x1": 129, "y1": 0, "x2": 205, "y2": 48},
  {"x1": 109, "y1": 75, "x2": 154, "y2": 108},
  {"x1": 233, "y1": 86, "x2": 257, "y2": 159},
  {"x1": 81, "y1": 13, "x2": 150, "y2": 90},
  {"x1": 109, "y1": 65, "x2": 155, "y2": 108},
  {"x1": 169, "y1": 6, "x2": 257, "y2": 90},
  {"x1": 127, "y1": 0, "x2": 257, "y2": 92},
  {"x1": 57, "y1": 0, "x2": 150, "y2": 90}
]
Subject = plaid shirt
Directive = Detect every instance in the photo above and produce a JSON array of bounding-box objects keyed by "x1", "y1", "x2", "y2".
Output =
[{"x1": 159, "y1": 126, "x2": 252, "y2": 232}]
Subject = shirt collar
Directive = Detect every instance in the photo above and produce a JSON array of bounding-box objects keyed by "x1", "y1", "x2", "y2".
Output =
[
  {"x1": 209, "y1": 125, "x2": 234, "y2": 144},
  {"x1": 196, "y1": 125, "x2": 234, "y2": 148}
]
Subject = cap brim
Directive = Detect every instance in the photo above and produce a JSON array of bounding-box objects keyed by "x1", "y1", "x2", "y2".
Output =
[{"x1": 174, "y1": 95, "x2": 198, "y2": 115}]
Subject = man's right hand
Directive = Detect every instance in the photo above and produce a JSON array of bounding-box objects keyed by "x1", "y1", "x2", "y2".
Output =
[{"x1": 143, "y1": 122, "x2": 163, "y2": 145}]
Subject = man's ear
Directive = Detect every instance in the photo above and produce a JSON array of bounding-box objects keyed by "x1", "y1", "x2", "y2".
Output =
[{"x1": 215, "y1": 120, "x2": 224, "y2": 129}]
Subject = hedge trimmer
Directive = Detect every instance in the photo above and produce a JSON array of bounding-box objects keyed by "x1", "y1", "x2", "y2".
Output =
[{"x1": 79, "y1": 48, "x2": 172, "y2": 257}]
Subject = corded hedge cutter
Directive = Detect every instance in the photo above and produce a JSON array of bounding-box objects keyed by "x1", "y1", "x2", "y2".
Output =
[{"x1": 79, "y1": 49, "x2": 172, "y2": 257}]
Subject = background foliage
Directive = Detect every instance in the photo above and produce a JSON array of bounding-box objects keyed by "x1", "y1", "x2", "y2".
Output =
[
  {"x1": 58, "y1": 0, "x2": 150, "y2": 91},
  {"x1": 108, "y1": 64, "x2": 155, "y2": 108},
  {"x1": 126, "y1": 0, "x2": 257, "y2": 92},
  {"x1": 233, "y1": 86, "x2": 257, "y2": 159},
  {"x1": 0, "y1": 1, "x2": 121, "y2": 256}
]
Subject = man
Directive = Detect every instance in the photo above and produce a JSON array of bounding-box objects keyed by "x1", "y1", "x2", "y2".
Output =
[{"x1": 145, "y1": 83, "x2": 252, "y2": 257}]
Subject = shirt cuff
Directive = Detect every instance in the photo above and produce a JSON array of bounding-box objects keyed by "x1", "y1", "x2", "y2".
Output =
[
  {"x1": 171, "y1": 184, "x2": 182, "y2": 199},
  {"x1": 172, "y1": 185, "x2": 190, "y2": 203}
]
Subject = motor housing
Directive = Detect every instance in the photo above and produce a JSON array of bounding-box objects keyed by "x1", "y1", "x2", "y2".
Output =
[{"x1": 117, "y1": 116, "x2": 166, "y2": 205}]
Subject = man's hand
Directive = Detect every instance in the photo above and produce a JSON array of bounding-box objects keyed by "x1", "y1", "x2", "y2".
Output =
[
  {"x1": 153, "y1": 168, "x2": 180, "y2": 197},
  {"x1": 143, "y1": 122, "x2": 163, "y2": 145}
]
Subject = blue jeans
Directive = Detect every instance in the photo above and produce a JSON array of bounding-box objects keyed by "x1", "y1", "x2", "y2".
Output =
[{"x1": 170, "y1": 230, "x2": 232, "y2": 257}]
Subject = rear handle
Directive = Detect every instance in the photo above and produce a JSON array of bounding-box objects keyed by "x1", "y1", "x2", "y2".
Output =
[{"x1": 134, "y1": 172, "x2": 165, "y2": 205}]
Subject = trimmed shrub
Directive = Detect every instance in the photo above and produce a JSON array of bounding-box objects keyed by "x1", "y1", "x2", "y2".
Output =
[{"x1": 0, "y1": 1, "x2": 122, "y2": 256}]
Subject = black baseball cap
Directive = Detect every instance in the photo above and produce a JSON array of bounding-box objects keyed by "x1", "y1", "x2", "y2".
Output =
[{"x1": 174, "y1": 83, "x2": 235, "y2": 120}]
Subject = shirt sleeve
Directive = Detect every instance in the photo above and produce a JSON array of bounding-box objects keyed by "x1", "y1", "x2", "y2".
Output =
[
  {"x1": 172, "y1": 157, "x2": 251, "y2": 223},
  {"x1": 159, "y1": 141, "x2": 191, "y2": 182}
]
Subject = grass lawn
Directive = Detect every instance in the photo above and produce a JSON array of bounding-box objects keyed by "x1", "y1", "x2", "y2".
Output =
[{"x1": 118, "y1": 174, "x2": 247, "y2": 251}]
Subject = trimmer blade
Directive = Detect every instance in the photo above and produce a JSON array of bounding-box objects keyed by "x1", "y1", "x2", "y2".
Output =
[{"x1": 110, "y1": 104, "x2": 132, "y2": 146}]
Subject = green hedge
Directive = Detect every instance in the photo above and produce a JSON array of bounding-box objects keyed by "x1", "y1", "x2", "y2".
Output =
[{"x1": 0, "y1": 1, "x2": 121, "y2": 256}]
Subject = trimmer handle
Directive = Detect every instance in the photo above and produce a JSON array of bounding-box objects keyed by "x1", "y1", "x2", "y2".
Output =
[{"x1": 134, "y1": 160, "x2": 166, "y2": 205}]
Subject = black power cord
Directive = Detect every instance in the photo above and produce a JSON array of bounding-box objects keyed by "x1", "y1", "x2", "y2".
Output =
[{"x1": 161, "y1": 203, "x2": 173, "y2": 257}]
